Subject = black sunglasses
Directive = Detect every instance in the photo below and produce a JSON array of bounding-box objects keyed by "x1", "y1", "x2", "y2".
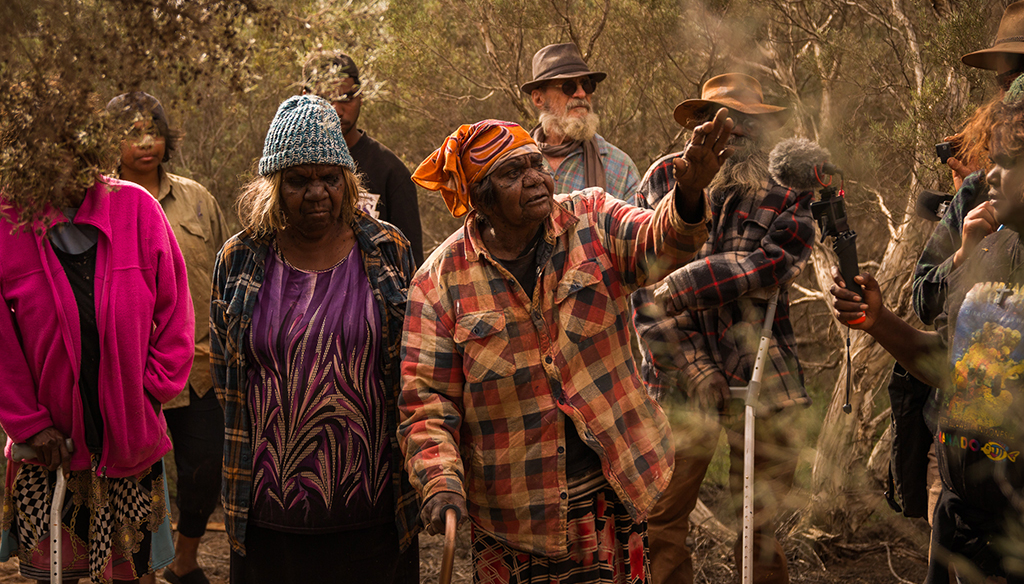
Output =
[{"x1": 549, "y1": 78, "x2": 597, "y2": 97}]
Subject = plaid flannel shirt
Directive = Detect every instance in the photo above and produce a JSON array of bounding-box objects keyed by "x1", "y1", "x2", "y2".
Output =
[
  {"x1": 545, "y1": 133, "x2": 641, "y2": 202},
  {"x1": 209, "y1": 211, "x2": 419, "y2": 555},
  {"x1": 912, "y1": 171, "x2": 988, "y2": 325},
  {"x1": 632, "y1": 153, "x2": 814, "y2": 408},
  {"x1": 398, "y1": 189, "x2": 710, "y2": 556}
]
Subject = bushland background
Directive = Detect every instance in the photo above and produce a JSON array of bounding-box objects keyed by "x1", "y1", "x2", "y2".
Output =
[{"x1": 0, "y1": 0, "x2": 1015, "y2": 581}]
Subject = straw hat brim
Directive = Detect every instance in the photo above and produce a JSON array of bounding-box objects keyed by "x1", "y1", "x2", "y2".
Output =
[
  {"x1": 673, "y1": 99, "x2": 789, "y2": 130},
  {"x1": 961, "y1": 43, "x2": 1024, "y2": 70},
  {"x1": 521, "y1": 71, "x2": 608, "y2": 95}
]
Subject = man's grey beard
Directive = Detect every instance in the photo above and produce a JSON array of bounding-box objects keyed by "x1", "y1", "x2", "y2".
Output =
[
  {"x1": 539, "y1": 99, "x2": 600, "y2": 142},
  {"x1": 707, "y1": 137, "x2": 770, "y2": 205}
]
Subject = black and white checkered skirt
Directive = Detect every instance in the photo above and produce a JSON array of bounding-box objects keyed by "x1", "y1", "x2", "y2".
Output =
[{"x1": 0, "y1": 457, "x2": 173, "y2": 583}]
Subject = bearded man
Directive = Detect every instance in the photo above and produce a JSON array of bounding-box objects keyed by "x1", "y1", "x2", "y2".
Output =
[
  {"x1": 631, "y1": 73, "x2": 816, "y2": 584},
  {"x1": 523, "y1": 43, "x2": 641, "y2": 202}
]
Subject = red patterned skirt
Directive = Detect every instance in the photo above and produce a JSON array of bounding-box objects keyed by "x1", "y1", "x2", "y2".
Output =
[{"x1": 471, "y1": 481, "x2": 649, "y2": 584}]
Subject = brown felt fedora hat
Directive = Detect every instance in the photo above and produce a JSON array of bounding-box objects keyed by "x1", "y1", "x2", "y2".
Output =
[
  {"x1": 673, "y1": 73, "x2": 789, "y2": 130},
  {"x1": 520, "y1": 43, "x2": 607, "y2": 94},
  {"x1": 962, "y1": 1, "x2": 1024, "y2": 70}
]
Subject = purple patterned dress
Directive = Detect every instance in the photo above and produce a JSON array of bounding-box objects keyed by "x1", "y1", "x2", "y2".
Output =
[{"x1": 244, "y1": 244, "x2": 392, "y2": 533}]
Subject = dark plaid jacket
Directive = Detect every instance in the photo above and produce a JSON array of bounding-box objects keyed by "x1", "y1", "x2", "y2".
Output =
[
  {"x1": 912, "y1": 171, "x2": 989, "y2": 325},
  {"x1": 633, "y1": 153, "x2": 814, "y2": 408}
]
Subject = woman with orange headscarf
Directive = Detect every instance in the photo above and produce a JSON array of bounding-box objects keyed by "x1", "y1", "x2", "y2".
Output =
[{"x1": 399, "y1": 113, "x2": 733, "y2": 583}]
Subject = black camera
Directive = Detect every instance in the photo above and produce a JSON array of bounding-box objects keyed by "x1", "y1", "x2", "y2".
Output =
[{"x1": 935, "y1": 139, "x2": 963, "y2": 165}]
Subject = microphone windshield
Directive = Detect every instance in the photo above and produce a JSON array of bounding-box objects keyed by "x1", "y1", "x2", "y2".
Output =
[{"x1": 768, "y1": 138, "x2": 833, "y2": 191}]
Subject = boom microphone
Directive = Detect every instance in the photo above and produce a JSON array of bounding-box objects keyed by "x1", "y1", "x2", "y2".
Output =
[
  {"x1": 768, "y1": 137, "x2": 841, "y2": 191},
  {"x1": 769, "y1": 137, "x2": 864, "y2": 301}
]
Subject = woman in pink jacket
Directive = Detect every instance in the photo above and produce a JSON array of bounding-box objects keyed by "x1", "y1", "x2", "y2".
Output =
[{"x1": 0, "y1": 169, "x2": 195, "y2": 583}]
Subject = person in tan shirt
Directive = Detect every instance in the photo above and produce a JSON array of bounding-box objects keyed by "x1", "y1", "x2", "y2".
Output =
[{"x1": 107, "y1": 92, "x2": 230, "y2": 584}]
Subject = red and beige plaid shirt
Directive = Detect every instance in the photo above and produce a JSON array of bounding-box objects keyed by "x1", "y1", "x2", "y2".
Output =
[{"x1": 398, "y1": 189, "x2": 710, "y2": 556}]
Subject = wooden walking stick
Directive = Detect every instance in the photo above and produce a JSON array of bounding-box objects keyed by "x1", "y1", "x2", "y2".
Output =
[
  {"x1": 439, "y1": 507, "x2": 458, "y2": 584},
  {"x1": 11, "y1": 438, "x2": 75, "y2": 584},
  {"x1": 729, "y1": 289, "x2": 780, "y2": 584}
]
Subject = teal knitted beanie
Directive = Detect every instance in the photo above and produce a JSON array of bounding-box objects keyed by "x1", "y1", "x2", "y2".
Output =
[{"x1": 258, "y1": 95, "x2": 355, "y2": 176}]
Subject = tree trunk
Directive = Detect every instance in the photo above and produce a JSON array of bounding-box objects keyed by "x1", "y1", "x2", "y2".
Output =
[{"x1": 809, "y1": 205, "x2": 933, "y2": 535}]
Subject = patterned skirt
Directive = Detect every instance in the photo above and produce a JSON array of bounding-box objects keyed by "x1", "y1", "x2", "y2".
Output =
[
  {"x1": 471, "y1": 483, "x2": 650, "y2": 584},
  {"x1": 0, "y1": 458, "x2": 174, "y2": 583}
]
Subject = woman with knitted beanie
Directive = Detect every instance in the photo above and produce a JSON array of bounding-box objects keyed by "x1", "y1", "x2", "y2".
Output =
[{"x1": 209, "y1": 95, "x2": 419, "y2": 583}]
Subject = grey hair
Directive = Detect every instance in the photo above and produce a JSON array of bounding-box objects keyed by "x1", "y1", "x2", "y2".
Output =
[
  {"x1": 237, "y1": 172, "x2": 285, "y2": 237},
  {"x1": 235, "y1": 167, "x2": 362, "y2": 237}
]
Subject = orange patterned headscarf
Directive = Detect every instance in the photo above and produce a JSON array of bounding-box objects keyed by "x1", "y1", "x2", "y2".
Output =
[{"x1": 413, "y1": 120, "x2": 538, "y2": 217}]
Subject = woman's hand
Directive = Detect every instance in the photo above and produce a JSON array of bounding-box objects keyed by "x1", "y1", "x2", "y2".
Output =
[
  {"x1": 829, "y1": 268, "x2": 883, "y2": 330},
  {"x1": 27, "y1": 427, "x2": 72, "y2": 472},
  {"x1": 952, "y1": 200, "x2": 998, "y2": 268},
  {"x1": 946, "y1": 156, "x2": 980, "y2": 191},
  {"x1": 420, "y1": 491, "x2": 467, "y2": 536}
]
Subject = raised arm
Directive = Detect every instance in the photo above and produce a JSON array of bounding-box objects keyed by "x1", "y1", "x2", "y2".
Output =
[
  {"x1": 912, "y1": 173, "x2": 988, "y2": 324},
  {"x1": 661, "y1": 185, "x2": 814, "y2": 313}
]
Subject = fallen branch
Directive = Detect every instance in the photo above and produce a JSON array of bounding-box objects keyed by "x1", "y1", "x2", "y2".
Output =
[
  {"x1": 885, "y1": 542, "x2": 918, "y2": 584},
  {"x1": 689, "y1": 498, "x2": 736, "y2": 544}
]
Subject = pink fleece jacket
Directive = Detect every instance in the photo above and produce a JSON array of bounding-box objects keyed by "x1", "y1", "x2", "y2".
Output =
[{"x1": 0, "y1": 178, "x2": 194, "y2": 477}]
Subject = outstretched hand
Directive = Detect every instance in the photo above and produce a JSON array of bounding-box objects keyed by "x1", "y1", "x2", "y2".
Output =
[
  {"x1": 673, "y1": 107, "x2": 735, "y2": 205},
  {"x1": 829, "y1": 268, "x2": 883, "y2": 330}
]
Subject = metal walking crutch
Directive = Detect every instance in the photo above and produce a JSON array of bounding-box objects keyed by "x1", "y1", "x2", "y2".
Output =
[
  {"x1": 11, "y1": 438, "x2": 74, "y2": 584},
  {"x1": 728, "y1": 289, "x2": 780, "y2": 584},
  {"x1": 438, "y1": 506, "x2": 458, "y2": 584}
]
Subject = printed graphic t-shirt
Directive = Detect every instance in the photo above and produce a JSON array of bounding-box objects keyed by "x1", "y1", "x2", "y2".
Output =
[{"x1": 937, "y1": 248, "x2": 1024, "y2": 512}]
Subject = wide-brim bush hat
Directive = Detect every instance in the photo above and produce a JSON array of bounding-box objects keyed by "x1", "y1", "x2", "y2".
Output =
[
  {"x1": 962, "y1": 1, "x2": 1024, "y2": 70},
  {"x1": 673, "y1": 73, "x2": 789, "y2": 130},
  {"x1": 520, "y1": 43, "x2": 607, "y2": 94}
]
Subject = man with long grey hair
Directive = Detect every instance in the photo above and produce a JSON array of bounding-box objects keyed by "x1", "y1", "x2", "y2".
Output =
[{"x1": 633, "y1": 73, "x2": 816, "y2": 584}]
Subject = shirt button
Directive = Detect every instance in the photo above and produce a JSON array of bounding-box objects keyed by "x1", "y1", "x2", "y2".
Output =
[
  {"x1": 560, "y1": 492, "x2": 567, "y2": 500},
  {"x1": 557, "y1": 446, "x2": 565, "y2": 454},
  {"x1": 545, "y1": 356, "x2": 553, "y2": 364}
]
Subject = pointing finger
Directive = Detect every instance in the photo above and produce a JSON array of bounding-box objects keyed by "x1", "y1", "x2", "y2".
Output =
[{"x1": 708, "y1": 109, "x2": 734, "y2": 151}]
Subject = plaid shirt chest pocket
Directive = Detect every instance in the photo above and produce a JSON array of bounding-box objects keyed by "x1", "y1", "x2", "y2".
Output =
[
  {"x1": 554, "y1": 259, "x2": 618, "y2": 344},
  {"x1": 454, "y1": 310, "x2": 516, "y2": 384},
  {"x1": 728, "y1": 193, "x2": 784, "y2": 248}
]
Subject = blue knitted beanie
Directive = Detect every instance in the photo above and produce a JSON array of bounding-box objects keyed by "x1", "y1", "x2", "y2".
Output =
[{"x1": 258, "y1": 95, "x2": 355, "y2": 176}]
